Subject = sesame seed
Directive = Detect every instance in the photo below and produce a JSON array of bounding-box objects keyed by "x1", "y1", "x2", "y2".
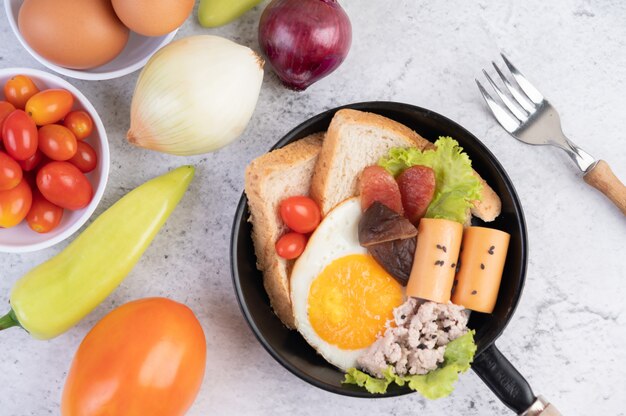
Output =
[
  {"x1": 480, "y1": 263, "x2": 485, "y2": 270},
  {"x1": 471, "y1": 290, "x2": 477, "y2": 295}
]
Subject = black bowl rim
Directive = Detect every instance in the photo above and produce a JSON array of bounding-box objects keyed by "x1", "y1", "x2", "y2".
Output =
[{"x1": 230, "y1": 101, "x2": 528, "y2": 398}]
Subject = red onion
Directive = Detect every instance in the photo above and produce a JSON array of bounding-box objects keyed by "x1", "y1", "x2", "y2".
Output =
[{"x1": 258, "y1": 0, "x2": 352, "y2": 91}]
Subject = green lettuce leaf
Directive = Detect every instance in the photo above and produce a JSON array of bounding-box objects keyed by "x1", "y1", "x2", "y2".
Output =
[
  {"x1": 378, "y1": 137, "x2": 482, "y2": 223},
  {"x1": 344, "y1": 366, "x2": 396, "y2": 394},
  {"x1": 343, "y1": 331, "x2": 477, "y2": 398}
]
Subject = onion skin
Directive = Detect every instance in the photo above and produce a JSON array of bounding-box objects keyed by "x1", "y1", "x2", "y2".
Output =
[
  {"x1": 259, "y1": 0, "x2": 352, "y2": 91},
  {"x1": 127, "y1": 36, "x2": 264, "y2": 156}
]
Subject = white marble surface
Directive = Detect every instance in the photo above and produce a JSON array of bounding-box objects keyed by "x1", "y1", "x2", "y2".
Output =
[{"x1": 1, "y1": 1, "x2": 625, "y2": 415}]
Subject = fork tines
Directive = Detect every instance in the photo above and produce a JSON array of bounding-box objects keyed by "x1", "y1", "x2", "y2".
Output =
[{"x1": 476, "y1": 54, "x2": 545, "y2": 133}]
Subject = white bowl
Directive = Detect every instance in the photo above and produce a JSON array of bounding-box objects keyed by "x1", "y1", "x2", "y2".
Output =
[
  {"x1": 0, "y1": 68, "x2": 110, "y2": 253},
  {"x1": 4, "y1": 0, "x2": 177, "y2": 81}
]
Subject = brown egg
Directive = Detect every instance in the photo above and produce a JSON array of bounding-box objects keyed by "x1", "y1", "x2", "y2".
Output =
[
  {"x1": 18, "y1": 0, "x2": 129, "y2": 70},
  {"x1": 111, "y1": 0, "x2": 195, "y2": 37}
]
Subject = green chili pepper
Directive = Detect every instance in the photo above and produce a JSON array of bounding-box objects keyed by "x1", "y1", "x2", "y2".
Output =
[
  {"x1": 0, "y1": 165, "x2": 195, "y2": 340},
  {"x1": 198, "y1": 0, "x2": 262, "y2": 28}
]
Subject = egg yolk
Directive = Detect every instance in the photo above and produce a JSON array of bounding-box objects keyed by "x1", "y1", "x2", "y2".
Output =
[{"x1": 307, "y1": 254, "x2": 404, "y2": 350}]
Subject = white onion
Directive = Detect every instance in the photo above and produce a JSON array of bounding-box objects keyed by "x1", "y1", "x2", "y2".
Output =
[{"x1": 127, "y1": 35, "x2": 264, "y2": 155}]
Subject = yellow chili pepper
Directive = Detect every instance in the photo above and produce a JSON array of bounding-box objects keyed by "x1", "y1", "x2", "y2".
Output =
[{"x1": 0, "y1": 166, "x2": 195, "y2": 340}]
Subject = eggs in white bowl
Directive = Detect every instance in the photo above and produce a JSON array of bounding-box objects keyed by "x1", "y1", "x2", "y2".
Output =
[
  {"x1": 290, "y1": 198, "x2": 405, "y2": 371},
  {"x1": 4, "y1": 0, "x2": 178, "y2": 81}
]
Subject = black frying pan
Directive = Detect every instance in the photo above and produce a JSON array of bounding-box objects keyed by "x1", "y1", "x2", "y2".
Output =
[{"x1": 231, "y1": 102, "x2": 559, "y2": 415}]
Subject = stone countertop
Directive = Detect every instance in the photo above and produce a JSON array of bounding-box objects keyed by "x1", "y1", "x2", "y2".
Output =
[{"x1": 1, "y1": 1, "x2": 625, "y2": 415}]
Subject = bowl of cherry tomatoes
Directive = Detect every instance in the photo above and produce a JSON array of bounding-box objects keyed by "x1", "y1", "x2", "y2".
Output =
[{"x1": 0, "y1": 68, "x2": 109, "y2": 253}]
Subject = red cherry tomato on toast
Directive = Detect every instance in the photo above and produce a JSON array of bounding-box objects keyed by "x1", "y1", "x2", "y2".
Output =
[
  {"x1": 25, "y1": 89, "x2": 74, "y2": 125},
  {"x1": 68, "y1": 141, "x2": 97, "y2": 173},
  {"x1": 37, "y1": 161, "x2": 93, "y2": 210},
  {"x1": 0, "y1": 177, "x2": 32, "y2": 228},
  {"x1": 26, "y1": 190, "x2": 63, "y2": 233},
  {"x1": 279, "y1": 196, "x2": 321, "y2": 234},
  {"x1": 275, "y1": 232, "x2": 307, "y2": 259},
  {"x1": 0, "y1": 151, "x2": 23, "y2": 191},
  {"x1": 63, "y1": 111, "x2": 93, "y2": 140},
  {"x1": 38, "y1": 124, "x2": 78, "y2": 161},
  {"x1": 4, "y1": 75, "x2": 40, "y2": 109},
  {"x1": 2, "y1": 110, "x2": 38, "y2": 161}
]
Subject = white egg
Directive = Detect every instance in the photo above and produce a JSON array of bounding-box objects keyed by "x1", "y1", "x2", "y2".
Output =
[{"x1": 290, "y1": 197, "x2": 404, "y2": 371}]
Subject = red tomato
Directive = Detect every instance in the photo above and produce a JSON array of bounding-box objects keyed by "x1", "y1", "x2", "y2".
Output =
[
  {"x1": 26, "y1": 190, "x2": 63, "y2": 233},
  {"x1": 279, "y1": 196, "x2": 321, "y2": 233},
  {"x1": 396, "y1": 165, "x2": 436, "y2": 224},
  {"x1": 0, "y1": 151, "x2": 23, "y2": 191},
  {"x1": 2, "y1": 110, "x2": 38, "y2": 160},
  {"x1": 25, "y1": 89, "x2": 74, "y2": 125},
  {"x1": 3, "y1": 75, "x2": 40, "y2": 109},
  {"x1": 359, "y1": 165, "x2": 404, "y2": 214},
  {"x1": 63, "y1": 111, "x2": 93, "y2": 140},
  {"x1": 61, "y1": 298, "x2": 206, "y2": 416},
  {"x1": 0, "y1": 101, "x2": 16, "y2": 140},
  {"x1": 68, "y1": 141, "x2": 97, "y2": 173},
  {"x1": 0, "y1": 177, "x2": 32, "y2": 228},
  {"x1": 38, "y1": 124, "x2": 78, "y2": 161},
  {"x1": 18, "y1": 150, "x2": 44, "y2": 172},
  {"x1": 275, "y1": 232, "x2": 307, "y2": 259},
  {"x1": 37, "y1": 162, "x2": 93, "y2": 210}
]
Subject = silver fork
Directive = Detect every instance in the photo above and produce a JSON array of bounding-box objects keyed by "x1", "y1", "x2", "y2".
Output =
[{"x1": 477, "y1": 54, "x2": 626, "y2": 215}]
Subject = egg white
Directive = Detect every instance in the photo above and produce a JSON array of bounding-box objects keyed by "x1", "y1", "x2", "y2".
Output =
[{"x1": 290, "y1": 197, "x2": 369, "y2": 371}]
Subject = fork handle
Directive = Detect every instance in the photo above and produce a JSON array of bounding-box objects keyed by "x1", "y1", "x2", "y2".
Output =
[{"x1": 583, "y1": 160, "x2": 626, "y2": 215}]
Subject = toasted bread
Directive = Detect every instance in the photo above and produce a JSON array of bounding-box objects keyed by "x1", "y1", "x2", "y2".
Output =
[
  {"x1": 244, "y1": 133, "x2": 324, "y2": 328},
  {"x1": 310, "y1": 109, "x2": 433, "y2": 216},
  {"x1": 310, "y1": 109, "x2": 501, "y2": 221}
]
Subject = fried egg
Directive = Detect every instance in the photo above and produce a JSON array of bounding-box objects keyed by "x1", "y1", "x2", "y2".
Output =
[{"x1": 290, "y1": 197, "x2": 404, "y2": 370}]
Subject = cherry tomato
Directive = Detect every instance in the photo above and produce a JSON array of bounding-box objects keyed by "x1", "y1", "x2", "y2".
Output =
[
  {"x1": 25, "y1": 89, "x2": 74, "y2": 125},
  {"x1": 275, "y1": 232, "x2": 307, "y2": 259},
  {"x1": 0, "y1": 101, "x2": 16, "y2": 140},
  {"x1": 0, "y1": 151, "x2": 23, "y2": 191},
  {"x1": 63, "y1": 111, "x2": 93, "y2": 140},
  {"x1": 37, "y1": 161, "x2": 93, "y2": 210},
  {"x1": 3, "y1": 75, "x2": 40, "y2": 109},
  {"x1": 38, "y1": 124, "x2": 78, "y2": 161},
  {"x1": 68, "y1": 141, "x2": 97, "y2": 173},
  {"x1": 0, "y1": 177, "x2": 32, "y2": 228},
  {"x1": 26, "y1": 190, "x2": 63, "y2": 233},
  {"x1": 2, "y1": 110, "x2": 38, "y2": 160},
  {"x1": 18, "y1": 150, "x2": 44, "y2": 172},
  {"x1": 61, "y1": 298, "x2": 206, "y2": 416},
  {"x1": 279, "y1": 196, "x2": 321, "y2": 233}
]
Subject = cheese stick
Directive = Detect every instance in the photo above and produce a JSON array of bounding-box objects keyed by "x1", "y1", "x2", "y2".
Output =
[
  {"x1": 406, "y1": 218, "x2": 463, "y2": 303},
  {"x1": 451, "y1": 226, "x2": 510, "y2": 313}
]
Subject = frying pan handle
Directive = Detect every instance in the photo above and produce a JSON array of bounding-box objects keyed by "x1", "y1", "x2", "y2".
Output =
[
  {"x1": 472, "y1": 343, "x2": 535, "y2": 413},
  {"x1": 473, "y1": 344, "x2": 562, "y2": 415}
]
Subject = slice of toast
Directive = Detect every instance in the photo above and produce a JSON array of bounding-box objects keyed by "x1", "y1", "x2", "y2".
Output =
[
  {"x1": 310, "y1": 109, "x2": 501, "y2": 221},
  {"x1": 245, "y1": 133, "x2": 324, "y2": 328}
]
